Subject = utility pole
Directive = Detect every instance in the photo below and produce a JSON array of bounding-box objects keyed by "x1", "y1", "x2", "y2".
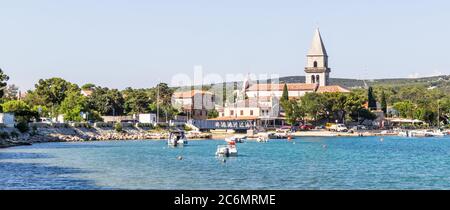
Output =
[
  {"x1": 437, "y1": 100, "x2": 440, "y2": 128},
  {"x1": 156, "y1": 81, "x2": 160, "y2": 125}
]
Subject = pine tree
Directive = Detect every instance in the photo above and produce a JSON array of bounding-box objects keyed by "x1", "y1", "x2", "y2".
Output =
[
  {"x1": 281, "y1": 83, "x2": 289, "y2": 102},
  {"x1": 380, "y1": 90, "x2": 387, "y2": 114},
  {"x1": 367, "y1": 87, "x2": 377, "y2": 110}
]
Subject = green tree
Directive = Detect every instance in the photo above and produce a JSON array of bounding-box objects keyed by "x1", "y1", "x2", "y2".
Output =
[
  {"x1": 1, "y1": 100, "x2": 38, "y2": 123},
  {"x1": 281, "y1": 83, "x2": 289, "y2": 103},
  {"x1": 59, "y1": 91, "x2": 87, "y2": 122},
  {"x1": 32, "y1": 105, "x2": 50, "y2": 118},
  {"x1": 393, "y1": 101, "x2": 414, "y2": 118},
  {"x1": 380, "y1": 90, "x2": 387, "y2": 114},
  {"x1": 0, "y1": 68, "x2": 10, "y2": 98},
  {"x1": 299, "y1": 93, "x2": 324, "y2": 123},
  {"x1": 207, "y1": 109, "x2": 219, "y2": 119},
  {"x1": 34, "y1": 78, "x2": 80, "y2": 115},
  {"x1": 81, "y1": 83, "x2": 96, "y2": 90},
  {"x1": 123, "y1": 88, "x2": 152, "y2": 114},
  {"x1": 87, "y1": 87, "x2": 125, "y2": 116},
  {"x1": 367, "y1": 86, "x2": 377, "y2": 110},
  {"x1": 282, "y1": 99, "x2": 304, "y2": 125}
]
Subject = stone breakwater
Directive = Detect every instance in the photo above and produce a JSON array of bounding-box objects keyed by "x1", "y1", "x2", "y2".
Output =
[{"x1": 0, "y1": 127, "x2": 212, "y2": 148}]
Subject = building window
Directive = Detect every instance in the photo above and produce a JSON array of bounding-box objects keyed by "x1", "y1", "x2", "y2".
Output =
[
  {"x1": 311, "y1": 75, "x2": 315, "y2": 83},
  {"x1": 240, "y1": 110, "x2": 244, "y2": 116},
  {"x1": 313, "y1": 61, "x2": 318, "y2": 67},
  {"x1": 250, "y1": 110, "x2": 254, "y2": 116},
  {"x1": 316, "y1": 75, "x2": 320, "y2": 84},
  {"x1": 230, "y1": 110, "x2": 234, "y2": 116}
]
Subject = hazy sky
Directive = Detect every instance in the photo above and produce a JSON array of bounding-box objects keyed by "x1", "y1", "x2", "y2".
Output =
[{"x1": 1, "y1": 0, "x2": 449, "y2": 91}]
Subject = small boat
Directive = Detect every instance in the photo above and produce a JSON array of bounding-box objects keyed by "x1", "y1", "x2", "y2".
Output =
[
  {"x1": 398, "y1": 130, "x2": 420, "y2": 137},
  {"x1": 423, "y1": 130, "x2": 446, "y2": 137},
  {"x1": 216, "y1": 141, "x2": 238, "y2": 157},
  {"x1": 268, "y1": 132, "x2": 288, "y2": 139},
  {"x1": 225, "y1": 136, "x2": 244, "y2": 143},
  {"x1": 256, "y1": 136, "x2": 269, "y2": 142},
  {"x1": 168, "y1": 130, "x2": 188, "y2": 147}
]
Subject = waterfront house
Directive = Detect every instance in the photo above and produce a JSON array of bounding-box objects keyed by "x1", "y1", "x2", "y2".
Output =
[
  {"x1": 138, "y1": 113, "x2": 157, "y2": 124},
  {"x1": 0, "y1": 113, "x2": 15, "y2": 128}
]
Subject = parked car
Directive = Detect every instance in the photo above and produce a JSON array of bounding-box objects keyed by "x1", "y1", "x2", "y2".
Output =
[
  {"x1": 330, "y1": 124, "x2": 348, "y2": 132},
  {"x1": 38, "y1": 118, "x2": 53, "y2": 124},
  {"x1": 300, "y1": 124, "x2": 315, "y2": 130},
  {"x1": 315, "y1": 125, "x2": 326, "y2": 129},
  {"x1": 350, "y1": 125, "x2": 367, "y2": 131}
]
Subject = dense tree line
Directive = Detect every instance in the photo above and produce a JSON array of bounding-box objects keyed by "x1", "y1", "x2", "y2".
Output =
[{"x1": 0, "y1": 74, "x2": 177, "y2": 124}]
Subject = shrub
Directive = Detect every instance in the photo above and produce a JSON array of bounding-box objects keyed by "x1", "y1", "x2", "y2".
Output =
[
  {"x1": 10, "y1": 131, "x2": 19, "y2": 138},
  {"x1": 16, "y1": 122, "x2": 30, "y2": 133},
  {"x1": 183, "y1": 124, "x2": 193, "y2": 132},
  {"x1": 114, "y1": 122, "x2": 123, "y2": 133},
  {"x1": 137, "y1": 123, "x2": 153, "y2": 129},
  {"x1": 30, "y1": 124, "x2": 38, "y2": 136},
  {"x1": 0, "y1": 132, "x2": 10, "y2": 139}
]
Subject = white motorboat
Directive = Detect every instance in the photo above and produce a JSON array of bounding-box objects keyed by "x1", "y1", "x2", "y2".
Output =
[
  {"x1": 225, "y1": 136, "x2": 244, "y2": 143},
  {"x1": 423, "y1": 130, "x2": 446, "y2": 137},
  {"x1": 216, "y1": 141, "x2": 238, "y2": 157},
  {"x1": 399, "y1": 130, "x2": 446, "y2": 137},
  {"x1": 256, "y1": 136, "x2": 269, "y2": 142},
  {"x1": 168, "y1": 130, "x2": 188, "y2": 146}
]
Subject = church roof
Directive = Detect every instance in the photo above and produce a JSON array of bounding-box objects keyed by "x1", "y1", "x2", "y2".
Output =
[
  {"x1": 307, "y1": 28, "x2": 327, "y2": 56},
  {"x1": 317, "y1": 85, "x2": 350, "y2": 93},
  {"x1": 247, "y1": 83, "x2": 316, "y2": 91},
  {"x1": 247, "y1": 83, "x2": 350, "y2": 93}
]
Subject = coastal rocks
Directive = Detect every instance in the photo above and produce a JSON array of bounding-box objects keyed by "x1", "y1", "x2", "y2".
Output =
[{"x1": 1, "y1": 126, "x2": 216, "y2": 148}]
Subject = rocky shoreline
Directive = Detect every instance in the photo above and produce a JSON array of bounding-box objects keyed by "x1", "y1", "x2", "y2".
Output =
[{"x1": 0, "y1": 126, "x2": 213, "y2": 148}]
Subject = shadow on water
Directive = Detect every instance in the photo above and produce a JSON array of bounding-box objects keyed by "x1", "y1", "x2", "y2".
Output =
[
  {"x1": 0, "y1": 150, "x2": 106, "y2": 190},
  {"x1": 0, "y1": 161, "x2": 106, "y2": 190},
  {"x1": 0, "y1": 152, "x2": 54, "y2": 160}
]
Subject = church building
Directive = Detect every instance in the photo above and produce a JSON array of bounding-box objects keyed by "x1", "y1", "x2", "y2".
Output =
[
  {"x1": 246, "y1": 28, "x2": 349, "y2": 99},
  {"x1": 208, "y1": 28, "x2": 350, "y2": 129}
]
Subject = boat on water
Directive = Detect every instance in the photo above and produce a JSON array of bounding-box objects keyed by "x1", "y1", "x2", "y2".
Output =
[
  {"x1": 256, "y1": 136, "x2": 269, "y2": 142},
  {"x1": 168, "y1": 130, "x2": 188, "y2": 146},
  {"x1": 225, "y1": 136, "x2": 245, "y2": 143},
  {"x1": 398, "y1": 130, "x2": 446, "y2": 137},
  {"x1": 268, "y1": 132, "x2": 289, "y2": 139},
  {"x1": 216, "y1": 141, "x2": 238, "y2": 157},
  {"x1": 423, "y1": 130, "x2": 446, "y2": 137}
]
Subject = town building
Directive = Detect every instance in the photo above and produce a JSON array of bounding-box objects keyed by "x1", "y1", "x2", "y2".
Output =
[
  {"x1": 172, "y1": 90, "x2": 215, "y2": 120},
  {"x1": 138, "y1": 113, "x2": 157, "y2": 124}
]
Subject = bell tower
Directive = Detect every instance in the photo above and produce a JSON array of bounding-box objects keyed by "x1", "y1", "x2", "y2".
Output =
[{"x1": 305, "y1": 28, "x2": 330, "y2": 86}]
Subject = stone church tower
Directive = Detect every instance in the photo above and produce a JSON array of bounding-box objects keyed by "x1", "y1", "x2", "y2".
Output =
[{"x1": 305, "y1": 28, "x2": 330, "y2": 86}]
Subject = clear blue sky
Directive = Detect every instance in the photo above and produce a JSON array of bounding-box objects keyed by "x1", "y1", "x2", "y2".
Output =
[{"x1": 1, "y1": 0, "x2": 449, "y2": 91}]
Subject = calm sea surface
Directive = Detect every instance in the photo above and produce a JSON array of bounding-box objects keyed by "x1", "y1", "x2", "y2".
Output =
[{"x1": 1, "y1": 136, "x2": 450, "y2": 189}]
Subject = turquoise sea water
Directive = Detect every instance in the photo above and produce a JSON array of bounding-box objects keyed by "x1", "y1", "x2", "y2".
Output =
[{"x1": 1, "y1": 136, "x2": 450, "y2": 189}]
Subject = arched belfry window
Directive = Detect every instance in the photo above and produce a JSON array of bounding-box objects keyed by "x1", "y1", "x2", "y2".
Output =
[
  {"x1": 313, "y1": 61, "x2": 318, "y2": 68},
  {"x1": 316, "y1": 75, "x2": 320, "y2": 84},
  {"x1": 311, "y1": 75, "x2": 315, "y2": 83}
]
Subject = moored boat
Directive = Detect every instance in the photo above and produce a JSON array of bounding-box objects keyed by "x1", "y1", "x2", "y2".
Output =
[
  {"x1": 168, "y1": 130, "x2": 188, "y2": 147},
  {"x1": 216, "y1": 141, "x2": 238, "y2": 157}
]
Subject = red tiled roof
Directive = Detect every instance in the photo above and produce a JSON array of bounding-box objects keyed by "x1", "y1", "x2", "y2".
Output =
[
  {"x1": 172, "y1": 90, "x2": 213, "y2": 98},
  {"x1": 317, "y1": 85, "x2": 350, "y2": 93},
  {"x1": 247, "y1": 83, "x2": 316, "y2": 91},
  {"x1": 248, "y1": 83, "x2": 350, "y2": 93},
  {"x1": 208, "y1": 116, "x2": 258, "y2": 121}
]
